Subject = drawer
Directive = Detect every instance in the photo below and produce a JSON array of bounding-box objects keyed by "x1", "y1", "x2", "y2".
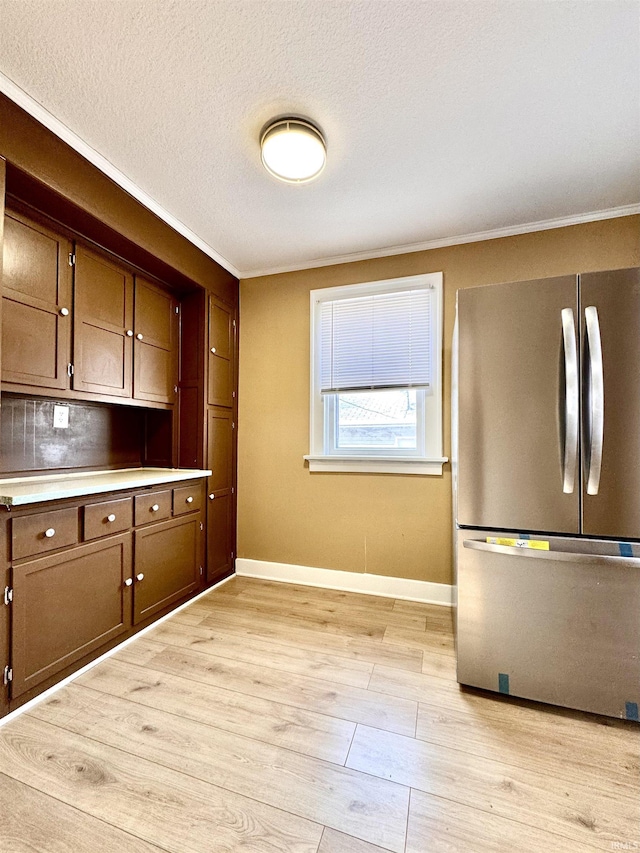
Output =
[
  {"x1": 84, "y1": 497, "x2": 132, "y2": 541},
  {"x1": 12, "y1": 507, "x2": 79, "y2": 561},
  {"x1": 134, "y1": 490, "x2": 172, "y2": 526},
  {"x1": 173, "y1": 484, "x2": 202, "y2": 516}
]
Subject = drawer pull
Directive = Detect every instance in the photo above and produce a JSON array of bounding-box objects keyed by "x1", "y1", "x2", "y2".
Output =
[
  {"x1": 209, "y1": 493, "x2": 215, "y2": 500},
  {"x1": 136, "y1": 333, "x2": 143, "y2": 341},
  {"x1": 186, "y1": 496, "x2": 193, "y2": 504},
  {"x1": 136, "y1": 573, "x2": 144, "y2": 582},
  {"x1": 107, "y1": 514, "x2": 116, "y2": 523},
  {"x1": 44, "y1": 528, "x2": 56, "y2": 538},
  {"x1": 151, "y1": 504, "x2": 159, "y2": 512},
  {"x1": 124, "y1": 578, "x2": 133, "y2": 587},
  {"x1": 126, "y1": 329, "x2": 134, "y2": 337},
  {"x1": 210, "y1": 347, "x2": 216, "y2": 354},
  {"x1": 59, "y1": 307, "x2": 69, "y2": 317}
]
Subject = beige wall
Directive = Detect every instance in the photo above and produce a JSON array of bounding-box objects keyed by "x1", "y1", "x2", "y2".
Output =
[{"x1": 238, "y1": 216, "x2": 640, "y2": 586}]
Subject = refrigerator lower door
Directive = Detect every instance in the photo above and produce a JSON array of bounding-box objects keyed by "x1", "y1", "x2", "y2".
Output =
[{"x1": 456, "y1": 529, "x2": 640, "y2": 719}]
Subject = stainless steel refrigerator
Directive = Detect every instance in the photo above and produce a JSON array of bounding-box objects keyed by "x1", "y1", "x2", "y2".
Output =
[{"x1": 453, "y1": 267, "x2": 640, "y2": 720}]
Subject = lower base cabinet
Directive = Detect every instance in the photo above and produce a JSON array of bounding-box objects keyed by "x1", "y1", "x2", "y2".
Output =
[
  {"x1": 11, "y1": 534, "x2": 132, "y2": 700},
  {"x1": 134, "y1": 514, "x2": 201, "y2": 624},
  {"x1": 2, "y1": 478, "x2": 207, "y2": 716}
]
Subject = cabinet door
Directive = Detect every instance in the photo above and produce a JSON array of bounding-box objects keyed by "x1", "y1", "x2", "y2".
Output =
[
  {"x1": 133, "y1": 276, "x2": 178, "y2": 404},
  {"x1": 207, "y1": 296, "x2": 234, "y2": 407},
  {"x1": 206, "y1": 493, "x2": 233, "y2": 584},
  {"x1": 2, "y1": 210, "x2": 72, "y2": 390},
  {"x1": 206, "y1": 408, "x2": 234, "y2": 583},
  {"x1": 11, "y1": 534, "x2": 132, "y2": 700},
  {"x1": 133, "y1": 514, "x2": 200, "y2": 624},
  {"x1": 73, "y1": 244, "x2": 134, "y2": 397}
]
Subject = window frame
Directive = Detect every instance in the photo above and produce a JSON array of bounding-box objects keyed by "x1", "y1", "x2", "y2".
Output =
[{"x1": 305, "y1": 272, "x2": 447, "y2": 475}]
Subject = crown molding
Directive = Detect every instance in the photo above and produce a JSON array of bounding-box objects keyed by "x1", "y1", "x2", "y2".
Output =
[
  {"x1": 241, "y1": 203, "x2": 640, "y2": 279},
  {"x1": 0, "y1": 72, "x2": 242, "y2": 279}
]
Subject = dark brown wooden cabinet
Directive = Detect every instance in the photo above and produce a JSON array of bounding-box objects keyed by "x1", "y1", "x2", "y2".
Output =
[
  {"x1": 2, "y1": 209, "x2": 179, "y2": 410},
  {"x1": 133, "y1": 276, "x2": 178, "y2": 405},
  {"x1": 11, "y1": 533, "x2": 132, "y2": 700},
  {"x1": 180, "y1": 289, "x2": 237, "y2": 585},
  {"x1": 73, "y1": 243, "x2": 134, "y2": 397},
  {"x1": 208, "y1": 295, "x2": 234, "y2": 407},
  {"x1": 2, "y1": 209, "x2": 72, "y2": 390},
  {"x1": 1, "y1": 477, "x2": 205, "y2": 714},
  {"x1": 133, "y1": 513, "x2": 201, "y2": 624},
  {"x1": 206, "y1": 408, "x2": 234, "y2": 583}
]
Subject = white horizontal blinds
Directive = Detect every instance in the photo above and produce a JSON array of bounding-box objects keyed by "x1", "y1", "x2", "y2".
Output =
[{"x1": 320, "y1": 288, "x2": 432, "y2": 393}]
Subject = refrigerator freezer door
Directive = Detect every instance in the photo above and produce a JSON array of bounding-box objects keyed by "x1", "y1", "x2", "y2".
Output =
[
  {"x1": 581, "y1": 268, "x2": 640, "y2": 539},
  {"x1": 457, "y1": 276, "x2": 580, "y2": 533},
  {"x1": 456, "y1": 530, "x2": 640, "y2": 719}
]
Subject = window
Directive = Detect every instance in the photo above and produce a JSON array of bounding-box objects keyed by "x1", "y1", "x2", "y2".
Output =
[{"x1": 305, "y1": 273, "x2": 446, "y2": 474}]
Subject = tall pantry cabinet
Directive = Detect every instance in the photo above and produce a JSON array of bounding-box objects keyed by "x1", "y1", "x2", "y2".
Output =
[{"x1": 180, "y1": 289, "x2": 238, "y2": 585}]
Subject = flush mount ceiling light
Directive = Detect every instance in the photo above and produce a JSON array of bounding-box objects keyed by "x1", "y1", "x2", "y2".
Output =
[{"x1": 260, "y1": 117, "x2": 327, "y2": 183}]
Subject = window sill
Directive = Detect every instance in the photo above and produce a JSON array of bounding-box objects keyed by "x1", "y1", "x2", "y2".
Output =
[{"x1": 303, "y1": 455, "x2": 448, "y2": 475}]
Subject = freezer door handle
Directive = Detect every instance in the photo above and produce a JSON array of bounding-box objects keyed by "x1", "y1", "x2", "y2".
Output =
[
  {"x1": 584, "y1": 305, "x2": 605, "y2": 495},
  {"x1": 561, "y1": 308, "x2": 579, "y2": 494},
  {"x1": 462, "y1": 538, "x2": 640, "y2": 566}
]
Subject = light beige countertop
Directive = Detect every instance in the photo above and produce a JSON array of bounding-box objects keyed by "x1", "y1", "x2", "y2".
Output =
[{"x1": 0, "y1": 467, "x2": 212, "y2": 507}]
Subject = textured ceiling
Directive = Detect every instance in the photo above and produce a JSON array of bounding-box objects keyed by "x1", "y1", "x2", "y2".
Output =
[{"x1": 0, "y1": 0, "x2": 638, "y2": 278}]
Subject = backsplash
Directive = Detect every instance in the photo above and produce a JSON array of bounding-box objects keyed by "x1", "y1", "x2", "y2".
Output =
[{"x1": 0, "y1": 395, "x2": 144, "y2": 475}]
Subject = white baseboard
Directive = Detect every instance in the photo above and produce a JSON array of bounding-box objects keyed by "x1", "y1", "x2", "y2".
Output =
[{"x1": 235, "y1": 558, "x2": 453, "y2": 606}]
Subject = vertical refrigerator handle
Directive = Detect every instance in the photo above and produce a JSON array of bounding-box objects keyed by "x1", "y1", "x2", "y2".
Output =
[
  {"x1": 561, "y1": 308, "x2": 579, "y2": 494},
  {"x1": 585, "y1": 305, "x2": 605, "y2": 495}
]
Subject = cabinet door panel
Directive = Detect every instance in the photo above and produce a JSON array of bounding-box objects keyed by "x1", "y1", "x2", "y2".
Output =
[
  {"x1": 133, "y1": 515, "x2": 199, "y2": 624},
  {"x1": 209, "y1": 301, "x2": 232, "y2": 359},
  {"x1": 73, "y1": 245, "x2": 133, "y2": 397},
  {"x1": 207, "y1": 297, "x2": 234, "y2": 407},
  {"x1": 207, "y1": 409, "x2": 233, "y2": 492},
  {"x1": 206, "y1": 491, "x2": 233, "y2": 584},
  {"x1": 133, "y1": 277, "x2": 177, "y2": 404},
  {"x1": 2, "y1": 211, "x2": 72, "y2": 390},
  {"x1": 136, "y1": 342, "x2": 173, "y2": 402},
  {"x1": 11, "y1": 534, "x2": 132, "y2": 699}
]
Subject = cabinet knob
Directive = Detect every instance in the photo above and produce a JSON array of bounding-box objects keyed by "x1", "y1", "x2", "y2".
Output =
[
  {"x1": 151, "y1": 504, "x2": 159, "y2": 512},
  {"x1": 107, "y1": 513, "x2": 116, "y2": 522},
  {"x1": 44, "y1": 528, "x2": 55, "y2": 538},
  {"x1": 210, "y1": 347, "x2": 216, "y2": 354},
  {"x1": 186, "y1": 496, "x2": 193, "y2": 504},
  {"x1": 124, "y1": 578, "x2": 133, "y2": 587},
  {"x1": 126, "y1": 329, "x2": 134, "y2": 337},
  {"x1": 136, "y1": 333, "x2": 143, "y2": 340},
  {"x1": 209, "y1": 493, "x2": 215, "y2": 500},
  {"x1": 59, "y1": 307, "x2": 69, "y2": 317},
  {"x1": 136, "y1": 573, "x2": 144, "y2": 582}
]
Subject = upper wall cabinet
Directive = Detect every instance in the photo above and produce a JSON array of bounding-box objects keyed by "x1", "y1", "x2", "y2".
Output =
[
  {"x1": 73, "y1": 243, "x2": 134, "y2": 397},
  {"x1": 2, "y1": 210, "x2": 72, "y2": 390},
  {"x1": 133, "y1": 276, "x2": 178, "y2": 405},
  {"x1": 208, "y1": 295, "x2": 234, "y2": 407},
  {"x1": 2, "y1": 209, "x2": 179, "y2": 409}
]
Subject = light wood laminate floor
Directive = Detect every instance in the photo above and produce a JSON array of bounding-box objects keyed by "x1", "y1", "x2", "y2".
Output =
[{"x1": 0, "y1": 576, "x2": 638, "y2": 852}]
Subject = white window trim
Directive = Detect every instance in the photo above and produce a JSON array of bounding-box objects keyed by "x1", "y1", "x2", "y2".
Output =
[{"x1": 305, "y1": 272, "x2": 448, "y2": 475}]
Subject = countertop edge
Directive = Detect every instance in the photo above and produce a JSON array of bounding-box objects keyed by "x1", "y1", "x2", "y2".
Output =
[{"x1": 0, "y1": 468, "x2": 213, "y2": 507}]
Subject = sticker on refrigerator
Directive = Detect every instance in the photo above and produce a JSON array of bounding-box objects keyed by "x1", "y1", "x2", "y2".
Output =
[{"x1": 486, "y1": 537, "x2": 550, "y2": 550}]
